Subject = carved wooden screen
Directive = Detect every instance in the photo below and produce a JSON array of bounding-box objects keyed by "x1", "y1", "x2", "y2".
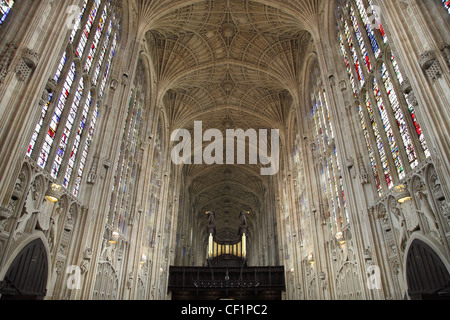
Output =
[
  {"x1": 406, "y1": 240, "x2": 450, "y2": 299},
  {"x1": 0, "y1": 239, "x2": 48, "y2": 300}
]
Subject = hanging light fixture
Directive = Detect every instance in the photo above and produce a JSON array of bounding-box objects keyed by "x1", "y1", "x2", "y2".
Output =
[
  {"x1": 109, "y1": 230, "x2": 120, "y2": 244},
  {"x1": 45, "y1": 183, "x2": 62, "y2": 203},
  {"x1": 335, "y1": 231, "x2": 346, "y2": 245},
  {"x1": 395, "y1": 184, "x2": 412, "y2": 204},
  {"x1": 307, "y1": 254, "x2": 314, "y2": 265}
]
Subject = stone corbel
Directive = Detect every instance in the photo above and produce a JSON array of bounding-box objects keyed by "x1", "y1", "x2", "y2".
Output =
[
  {"x1": 15, "y1": 48, "x2": 40, "y2": 82},
  {"x1": 83, "y1": 247, "x2": 93, "y2": 260},
  {"x1": 363, "y1": 247, "x2": 372, "y2": 262},
  {"x1": 419, "y1": 50, "x2": 443, "y2": 82},
  {"x1": 400, "y1": 77, "x2": 411, "y2": 94},
  {"x1": 110, "y1": 78, "x2": 119, "y2": 90},
  {"x1": 39, "y1": 79, "x2": 57, "y2": 105},
  {"x1": 103, "y1": 159, "x2": 111, "y2": 170},
  {"x1": 339, "y1": 79, "x2": 347, "y2": 91},
  {"x1": 122, "y1": 72, "x2": 129, "y2": 86},
  {"x1": 346, "y1": 157, "x2": 356, "y2": 179},
  {"x1": 328, "y1": 75, "x2": 336, "y2": 88}
]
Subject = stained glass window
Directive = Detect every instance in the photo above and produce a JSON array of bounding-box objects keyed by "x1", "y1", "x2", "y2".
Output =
[
  {"x1": 337, "y1": 0, "x2": 430, "y2": 196},
  {"x1": 443, "y1": 0, "x2": 450, "y2": 14},
  {"x1": 344, "y1": 20, "x2": 365, "y2": 87},
  {"x1": 365, "y1": 91, "x2": 393, "y2": 189},
  {"x1": 350, "y1": 5, "x2": 372, "y2": 73},
  {"x1": 108, "y1": 60, "x2": 146, "y2": 237},
  {"x1": 27, "y1": 0, "x2": 121, "y2": 197},
  {"x1": 0, "y1": 0, "x2": 14, "y2": 25},
  {"x1": 358, "y1": 103, "x2": 381, "y2": 193},
  {"x1": 311, "y1": 62, "x2": 348, "y2": 234}
]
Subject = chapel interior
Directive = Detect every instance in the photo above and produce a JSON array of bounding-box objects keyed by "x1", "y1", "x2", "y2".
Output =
[{"x1": 0, "y1": 0, "x2": 449, "y2": 300}]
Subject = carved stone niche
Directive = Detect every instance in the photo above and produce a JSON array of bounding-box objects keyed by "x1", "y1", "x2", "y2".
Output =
[
  {"x1": 0, "y1": 205, "x2": 13, "y2": 232},
  {"x1": 419, "y1": 50, "x2": 443, "y2": 82},
  {"x1": 16, "y1": 48, "x2": 40, "y2": 82}
]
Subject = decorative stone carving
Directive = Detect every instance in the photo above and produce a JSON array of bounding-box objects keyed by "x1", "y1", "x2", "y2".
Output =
[
  {"x1": 0, "y1": 42, "x2": 17, "y2": 82},
  {"x1": 110, "y1": 78, "x2": 119, "y2": 90},
  {"x1": 87, "y1": 155, "x2": 99, "y2": 184},
  {"x1": 328, "y1": 75, "x2": 335, "y2": 87},
  {"x1": 46, "y1": 78, "x2": 57, "y2": 93},
  {"x1": 401, "y1": 201, "x2": 419, "y2": 233},
  {"x1": 405, "y1": 90, "x2": 418, "y2": 107},
  {"x1": 48, "y1": 201, "x2": 64, "y2": 251},
  {"x1": 15, "y1": 48, "x2": 40, "y2": 82},
  {"x1": 357, "y1": 153, "x2": 369, "y2": 184},
  {"x1": 80, "y1": 248, "x2": 93, "y2": 274},
  {"x1": 37, "y1": 200, "x2": 53, "y2": 232},
  {"x1": 80, "y1": 259, "x2": 90, "y2": 274},
  {"x1": 400, "y1": 77, "x2": 412, "y2": 94},
  {"x1": 0, "y1": 205, "x2": 13, "y2": 233},
  {"x1": 121, "y1": 72, "x2": 129, "y2": 85},
  {"x1": 419, "y1": 50, "x2": 442, "y2": 82},
  {"x1": 441, "y1": 43, "x2": 450, "y2": 70},
  {"x1": 127, "y1": 272, "x2": 134, "y2": 289},
  {"x1": 363, "y1": 247, "x2": 372, "y2": 262},
  {"x1": 103, "y1": 159, "x2": 111, "y2": 170},
  {"x1": 389, "y1": 205, "x2": 408, "y2": 251},
  {"x1": 65, "y1": 206, "x2": 75, "y2": 232},
  {"x1": 415, "y1": 191, "x2": 439, "y2": 235},
  {"x1": 83, "y1": 247, "x2": 93, "y2": 260}
]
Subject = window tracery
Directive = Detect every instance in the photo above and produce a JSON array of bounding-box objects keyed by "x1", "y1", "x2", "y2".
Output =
[
  {"x1": 310, "y1": 62, "x2": 348, "y2": 234},
  {"x1": 26, "y1": 0, "x2": 120, "y2": 197},
  {"x1": 337, "y1": 0, "x2": 430, "y2": 196},
  {"x1": 108, "y1": 59, "x2": 146, "y2": 238}
]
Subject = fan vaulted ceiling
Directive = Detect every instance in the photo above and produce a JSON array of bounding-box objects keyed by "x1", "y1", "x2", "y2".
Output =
[{"x1": 133, "y1": 0, "x2": 322, "y2": 237}]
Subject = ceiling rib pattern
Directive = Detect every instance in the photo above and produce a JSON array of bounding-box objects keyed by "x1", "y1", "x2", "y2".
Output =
[{"x1": 134, "y1": 0, "x2": 321, "y2": 237}]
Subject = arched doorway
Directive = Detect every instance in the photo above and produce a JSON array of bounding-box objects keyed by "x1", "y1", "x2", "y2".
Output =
[
  {"x1": 406, "y1": 239, "x2": 450, "y2": 300},
  {"x1": 0, "y1": 238, "x2": 48, "y2": 300}
]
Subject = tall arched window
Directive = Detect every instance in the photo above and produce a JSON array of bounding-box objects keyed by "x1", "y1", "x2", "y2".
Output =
[
  {"x1": 26, "y1": 0, "x2": 120, "y2": 197},
  {"x1": 337, "y1": 0, "x2": 430, "y2": 196},
  {"x1": 310, "y1": 62, "x2": 349, "y2": 234},
  {"x1": 0, "y1": 0, "x2": 14, "y2": 25},
  {"x1": 108, "y1": 59, "x2": 146, "y2": 238}
]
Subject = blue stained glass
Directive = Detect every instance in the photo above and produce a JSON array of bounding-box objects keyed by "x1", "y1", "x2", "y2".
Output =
[{"x1": 0, "y1": 0, "x2": 14, "y2": 25}]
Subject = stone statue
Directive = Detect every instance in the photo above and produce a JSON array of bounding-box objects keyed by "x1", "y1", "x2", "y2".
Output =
[
  {"x1": 390, "y1": 207, "x2": 408, "y2": 251},
  {"x1": 416, "y1": 191, "x2": 439, "y2": 235},
  {"x1": 206, "y1": 211, "x2": 215, "y2": 227},
  {"x1": 239, "y1": 210, "x2": 248, "y2": 227}
]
